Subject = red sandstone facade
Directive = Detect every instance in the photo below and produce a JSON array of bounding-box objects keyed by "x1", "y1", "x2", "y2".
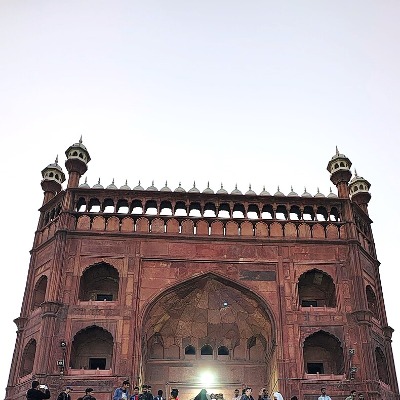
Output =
[{"x1": 5, "y1": 140, "x2": 399, "y2": 400}]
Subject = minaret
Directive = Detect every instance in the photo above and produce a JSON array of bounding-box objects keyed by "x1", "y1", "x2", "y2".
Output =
[
  {"x1": 64, "y1": 136, "x2": 91, "y2": 188},
  {"x1": 349, "y1": 170, "x2": 371, "y2": 214},
  {"x1": 326, "y1": 146, "x2": 352, "y2": 198},
  {"x1": 40, "y1": 156, "x2": 66, "y2": 205}
]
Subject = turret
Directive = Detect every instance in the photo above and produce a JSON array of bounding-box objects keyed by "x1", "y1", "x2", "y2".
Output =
[
  {"x1": 327, "y1": 147, "x2": 352, "y2": 198},
  {"x1": 349, "y1": 170, "x2": 371, "y2": 214},
  {"x1": 65, "y1": 137, "x2": 91, "y2": 188},
  {"x1": 40, "y1": 156, "x2": 65, "y2": 204}
]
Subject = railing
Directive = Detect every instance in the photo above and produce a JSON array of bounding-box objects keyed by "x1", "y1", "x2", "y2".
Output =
[
  {"x1": 72, "y1": 213, "x2": 346, "y2": 239},
  {"x1": 35, "y1": 212, "x2": 347, "y2": 245}
]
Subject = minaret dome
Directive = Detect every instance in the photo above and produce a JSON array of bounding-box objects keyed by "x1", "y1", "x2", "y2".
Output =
[
  {"x1": 40, "y1": 156, "x2": 66, "y2": 204},
  {"x1": 64, "y1": 137, "x2": 91, "y2": 188},
  {"x1": 349, "y1": 170, "x2": 371, "y2": 213},
  {"x1": 327, "y1": 146, "x2": 352, "y2": 198}
]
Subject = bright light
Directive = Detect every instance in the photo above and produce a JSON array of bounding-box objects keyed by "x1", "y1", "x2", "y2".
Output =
[{"x1": 200, "y1": 370, "x2": 215, "y2": 386}]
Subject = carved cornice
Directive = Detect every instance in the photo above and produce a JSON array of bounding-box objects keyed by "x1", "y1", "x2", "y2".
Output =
[
  {"x1": 383, "y1": 325, "x2": 394, "y2": 340},
  {"x1": 13, "y1": 317, "x2": 27, "y2": 332},
  {"x1": 40, "y1": 301, "x2": 63, "y2": 317},
  {"x1": 351, "y1": 309, "x2": 373, "y2": 325}
]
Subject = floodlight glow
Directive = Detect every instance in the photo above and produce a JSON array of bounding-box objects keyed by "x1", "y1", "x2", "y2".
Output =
[{"x1": 200, "y1": 370, "x2": 215, "y2": 386}]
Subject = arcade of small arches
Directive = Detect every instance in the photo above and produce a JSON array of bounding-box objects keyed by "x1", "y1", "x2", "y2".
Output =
[
  {"x1": 73, "y1": 197, "x2": 342, "y2": 222},
  {"x1": 41, "y1": 195, "x2": 344, "y2": 229}
]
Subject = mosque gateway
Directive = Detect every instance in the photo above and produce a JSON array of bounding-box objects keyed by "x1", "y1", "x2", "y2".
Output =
[{"x1": 5, "y1": 139, "x2": 399, "y2": 400}]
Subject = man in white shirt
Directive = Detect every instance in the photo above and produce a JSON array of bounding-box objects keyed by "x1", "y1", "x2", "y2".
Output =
[
  {"x1": 232, "y1": 390, "x2": 241, "y2": 400},
  {"x1": 318, "y1": 387, "x2": 331, "y2": 400}
]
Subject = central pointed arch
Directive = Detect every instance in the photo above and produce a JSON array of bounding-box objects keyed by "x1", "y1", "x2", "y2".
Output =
[{"x1": 141, "y1": 272, "x2": 277, "y2": 399}]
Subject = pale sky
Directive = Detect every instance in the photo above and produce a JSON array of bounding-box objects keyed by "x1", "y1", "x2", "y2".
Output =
[{"x1": 1, "y1": 1, "x2": 400, "y2": 396}]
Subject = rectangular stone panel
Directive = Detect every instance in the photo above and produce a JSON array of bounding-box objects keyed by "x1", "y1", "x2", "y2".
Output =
[
  {"x1": 291, "y1": 244, "x2": 337, "y2": 261},
  {"x1": 80, "y1": 239, "x2": 126, "y2": 255},
  {"x1": 240, "y1": 270, "x2": 276, "y2": 281}
]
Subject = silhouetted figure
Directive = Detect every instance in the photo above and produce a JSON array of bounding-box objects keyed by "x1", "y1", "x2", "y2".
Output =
[
  {"x1": 83, "y1": 388, "x2": 96, "y2": 400},
  {"x1": 26, "y1": 381, "x2": 51, "y2": 400},
  {"x1": 194, "y1": 389, "x2": 208, "y2": 400}
]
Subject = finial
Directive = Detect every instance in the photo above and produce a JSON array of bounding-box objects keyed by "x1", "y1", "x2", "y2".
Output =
[
  {"x1": 55, "y1": 155, "x2": 59, "y2": 164},
  {"x1": 235, "y1": 183, "x2": 238, "y2": 189},
  {"x1": 98, "y1": 178, "x2": 101, "y2": 184},
  {"x1": 207, "y1": 181, "x2": 210, "y2": 188},
  {"x1": 336, "y1": 145, "x2": 339, "y2": 156},
  {"x1": 193, "y1": 181, "x2": 196, "y2": 187},
  {"x1": 329, "y1": 187, "x2": 333, "y2": 193},
  {"x1": 138, "y1": 180, "x2": 141, "y2": 185},
  {"x1": 249, "y1": 184, "x2": 252, "y2": 190},
  {"x1": 304, "y1": 186, "x2": 307, "y2": 192},
  {"x1": 179, "y1": 182, "x2": 182, "y2": 187},
  {"x1": 317, "y1": 187, "x2": 320, "y2": 193},
  {"x1": 221, "y1": 183, "x2": 224, "y2": 189},
  {"x1": 263, "y1": 185, "x2": 266, "y2": 191},
  {"x1": 165, "y1": 180, "x2": 168, "y2": 186},
  {"x1": 125, "y1": 179, "x2": 128, "y2": 185},
  {"x1": 152, "y1": 180, "x2": 154, "y2": 186},
  {"x1": 79, "y1": 135, "x2": 83, "y2": 144},
  {"x1": 84, "y1": 177, "x2": 88, "y2": 184},
  {"x1": 112, "y1": 178, "x2": 115, "y2": 184},
  {"x1": 354, "y1": 169, "x2": 358, "y2": 177},
  {"x1": 291, "y1": 185, "x2": 293, "y2": 191},
  {"x1": 277, "y1": 185, "x2": 280, "y2": 191}
]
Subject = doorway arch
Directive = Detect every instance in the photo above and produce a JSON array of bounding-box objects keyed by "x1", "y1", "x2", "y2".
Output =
[{"x1": 141, "y1": 273, "x2": 276, "y2": 399}]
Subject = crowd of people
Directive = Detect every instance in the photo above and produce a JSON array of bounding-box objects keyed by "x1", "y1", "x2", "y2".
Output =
[{"x1": 26, "y1": 380, "x2": 366, "y2": 400}]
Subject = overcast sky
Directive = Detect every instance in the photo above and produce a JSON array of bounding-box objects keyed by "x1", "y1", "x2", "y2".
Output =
[{"x1": 1, "y1": 1, "x2": 399, "y2": 395}]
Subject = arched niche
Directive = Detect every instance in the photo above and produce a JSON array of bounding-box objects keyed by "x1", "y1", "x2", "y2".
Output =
[
  {"x1": 70, "y1": 325, "x2": 114, "y2": 370},
  {"x1": 31, "y1": 275, "x2": 47, "y2": 310},
  {"x1": 303, "y1": 330, "x2": 344, "y2": 374},
  {"x1": 19, "y1": 339, "x2": 36, "y2": 377},
  {"x1": 148, "y1": 333, "x2": 164, "y2": 359},
  {"x1": 79, "y1": 262, "x2": 119, "y2": 301},
  {"x1": 185, "y1": 345, "x2": 196, "y2": 356},
  {"x1": 375, "y1": 347, "x2": 389, "y2": 384},
  {"x1": 298, "y1": 269, "x2": 336, "y2": 308},
  {"x1": 366, "y1": 285, "x2": 378, "y2": 319},
  {"x1": 200, "y1": 344, "x2": 213, "y2": 357}
]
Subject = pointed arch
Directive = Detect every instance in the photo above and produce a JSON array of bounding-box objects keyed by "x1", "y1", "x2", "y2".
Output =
[
  {"x1": 79, "y1": 262, "x2": 119, "y2": 301},
  {"x1": 366, "y1": 285, "x2": 378, "y2": 319},
  {"x1": 140, "y1": 272, "x2": 277, "y2": 391},
  {"x1": 303, "y1": 330, "x2": 344, "y2": 375},
  {"x1": 375, "y1": 347, "x2": 389, "y2": 384},
  {"x1": 19, "y1": 339, "x2": 36, "y2": 377},
  {"x1": 31, "y1": 275, "x2": 48, "y2": 310},
  {"x1": 69, "y1": 325, "x2": 114, "y2": 370},
  {"x1": 298, "y1": 269, "x2": 336, "y2": 307}
]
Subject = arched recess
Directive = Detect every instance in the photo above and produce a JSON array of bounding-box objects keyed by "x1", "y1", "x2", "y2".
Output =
[
  {"x1": 201, "y1": 344, "x2": 213, "y2": 356},
  {"x1": 79, "y1": 262, "x2": 119, "y2": 301},
  {"x1": 185, "y1": 345, "x2": 196, "y2": 355},
  {"x1": 298, "y1": 269, "x2": 336, "y2": 307},
  {"x1": 70, "y1": 325, "x2": 114, "y2": 370},
  {"x1": 375, "y1": 347, "x2": 389, "y2": 384},
  {"x1": 31, "y1": 275, "x2": 48, "y2": 310},
  {"x1": 303, "y1": 330, "x2": 344, "y2": 374},
  {"x1": 366, "y1": 285, "x2": 378, "y2": 319},
  {"x1": 19, "y1": 339, "x2": 36, "y2": 377},
  {"x1": 141, "y1": 273, "x2": 276, "y2": 394}
]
